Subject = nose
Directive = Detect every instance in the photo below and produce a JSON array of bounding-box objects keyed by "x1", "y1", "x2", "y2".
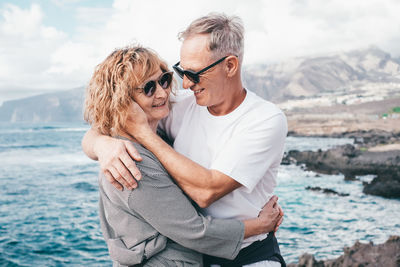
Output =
[
  {"x1": 182, "y1": 75, "x2": 195, "y2": 89},
  {"x1": 153, "y1": 83, "x2": 168, "y2": 98}
]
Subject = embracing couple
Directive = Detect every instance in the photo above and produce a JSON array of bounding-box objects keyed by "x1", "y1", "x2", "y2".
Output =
[{"x1": 82, "y1": 13, "x2": 288, "y2": 267}]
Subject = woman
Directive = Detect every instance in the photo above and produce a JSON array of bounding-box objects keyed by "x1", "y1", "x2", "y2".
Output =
[{"x1": 84, "y1": 46, "x2": 281, "y2": 267}]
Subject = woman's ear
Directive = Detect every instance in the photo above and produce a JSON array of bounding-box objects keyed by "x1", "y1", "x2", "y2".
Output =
[{"x1": 225, "y1": 56, "x2": 239, "y2": 78}]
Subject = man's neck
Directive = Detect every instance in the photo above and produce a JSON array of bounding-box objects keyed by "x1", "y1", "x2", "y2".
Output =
[{"x1": 207, "y1": 84, "x2": 246, "y2": 116}]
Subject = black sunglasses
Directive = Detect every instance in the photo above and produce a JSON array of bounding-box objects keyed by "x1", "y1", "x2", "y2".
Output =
[
  {"x1": 173, "y1": 56, "x2": 228, "y2": 84},
  {"x1": 136, "y1": 71, "x2": 173, "y2": 97}
]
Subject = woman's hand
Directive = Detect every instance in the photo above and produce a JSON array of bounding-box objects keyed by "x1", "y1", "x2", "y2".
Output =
[
  {"x1": 257, "y1": 195, "x2": 284, "y2": 234},
  {"x1": 243, "y1": 195, "x2": 284, "y2": 238}
]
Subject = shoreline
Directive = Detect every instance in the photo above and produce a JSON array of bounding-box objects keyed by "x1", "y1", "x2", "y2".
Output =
[
  {"x1": 283, "y1": 96, "x2": 400, "y2": 137},
  {"x1": 283, "y1": 129, "x2": 400, "y2": 199},
  {"x1": 287, "y1": 236, "x2": 400, "y2": 267}
]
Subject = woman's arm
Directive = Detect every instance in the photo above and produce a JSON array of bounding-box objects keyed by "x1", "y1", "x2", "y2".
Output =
[{"x1": 126, "y1": 146, "x2": 282, "y2": 260}]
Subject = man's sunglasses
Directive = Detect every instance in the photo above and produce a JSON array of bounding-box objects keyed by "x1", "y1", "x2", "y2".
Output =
[
  {"x1": 173, "y1": 56, "x2": 228, "y2": 84},
  {"x1": 136, "y1": 71, "x2": 173, "y2": 97}
]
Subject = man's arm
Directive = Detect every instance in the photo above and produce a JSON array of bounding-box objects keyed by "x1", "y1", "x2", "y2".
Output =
[
  {"x1": 82, "y1": 126, "x2": 238, "y2": 206},
  {"x1": 128, "y1": 106, "x2": 287, "y2": 208},
  {"x1": 136, "y1": 127, "x2": 241, "y2": 208},
  {"x1": 83, "y1": 102, "x2": 286, "y2": 207},
  {"x1": 126, "y1": 160, "x2": 282, "y2": 259},
  {"x1": 82, "y1": 126, "x2": 240, "y2": 207},
  {"x1": 81, "y1": 128, "x2": 143, "y2": 190}
]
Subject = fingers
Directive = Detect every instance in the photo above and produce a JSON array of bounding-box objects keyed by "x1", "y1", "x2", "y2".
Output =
[
  {"x1": 99, "y1": 139, "x2": 143, "y2": 190},
  {"x1": 130, "y1": 101, "x2": 142, "y2": 113},
  {"x1": 274, "y1": 214, "x2": 284, "y2": 232},
  {"x1": 107, "y1": 164, "x2": 137, "y2": 190},
  {"x1": 125, "y1": 141, "x2": 142, "y2": 162},
  {"x1": 263, "y1": 195, "x2": 278, "y2": 208},
  {"x1": 257, "y1": 195, "x2": 284, "y2": 234},
  {"x1": 276, "y1": 214, "x2": 284, "y2": 227},
  {"x1": 115, "y1": 159, "x2": 139, "y2": 189},
  {"x1": 117, "y1": 159, "x2": 139, "y2": 189},
  {"x1": 274, "y1": 204, "x2": 284, "y2": 232},
  {"x1": 103, "y1": 170, "x2": 123, "y2": 191},
  {"x1": 120, "y1": 152, "x2": 142, "y2": 182},
  {"x1": 278, "y1": 205, "x2": 284, "y2": 217},
  {"x1": 96, "y1": 136, "x2": 143, "y2": 190}
]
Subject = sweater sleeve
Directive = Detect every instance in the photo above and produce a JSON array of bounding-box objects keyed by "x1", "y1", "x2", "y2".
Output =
[{"x1": 127, "y1": 152, "x2": 244, "y2": 259}]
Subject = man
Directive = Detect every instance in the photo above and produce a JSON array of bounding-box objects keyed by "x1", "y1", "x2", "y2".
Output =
[{"x1": 82, "y1": 13, "x2": 287, "y2": 266}]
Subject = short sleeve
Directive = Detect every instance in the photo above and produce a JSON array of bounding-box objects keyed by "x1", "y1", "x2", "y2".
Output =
[{"x1": 210, "y1": 112, "x2": 287, "y2": 191}]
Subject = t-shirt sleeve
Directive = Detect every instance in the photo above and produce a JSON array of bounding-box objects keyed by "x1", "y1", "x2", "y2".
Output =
[
  {"x1": 127, "y1": 155, "x2": 244, "y2": 259},
  {"x1": 210, "y1": 112, "x2": 288, "y2": 192}
]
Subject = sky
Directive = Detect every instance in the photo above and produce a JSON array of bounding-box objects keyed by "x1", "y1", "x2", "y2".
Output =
[{"x1": 0, "y1": 0, "x2": 400, "y2": 104}]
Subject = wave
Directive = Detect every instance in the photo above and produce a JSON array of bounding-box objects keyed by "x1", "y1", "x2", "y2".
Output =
[
  {"x1": 0, "y1": 124, "x2": 89, "y2": 134},
  {"x1": 53, "y1": 127, "x2": 89, "y2": 132},
  {"x1": 0, "y1": 144, "x2": 58, "y2": 152},
  {"x1": 32, "y1": 126, "x2": 61, "y2": 131},
  {"x1": 72, "y1": 182, "x2": 97, "y2": 192},
  {"x1": 0, "y1": 150, "x2": 94, "y2": 165}
]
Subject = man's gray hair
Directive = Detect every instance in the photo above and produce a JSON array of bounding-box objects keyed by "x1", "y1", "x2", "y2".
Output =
[{"x1": 178, "y1": 13, "x2": 244, "y2": 65}]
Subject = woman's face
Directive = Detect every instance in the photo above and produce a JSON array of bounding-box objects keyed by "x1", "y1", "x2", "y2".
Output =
[{"x1": 132, "y1": 69, "x2": 171, "y2": 126}]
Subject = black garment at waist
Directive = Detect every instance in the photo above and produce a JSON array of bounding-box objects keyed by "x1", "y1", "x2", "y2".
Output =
[{"x1": 204, "y1": 232, "x2": 286, "y2": 267}]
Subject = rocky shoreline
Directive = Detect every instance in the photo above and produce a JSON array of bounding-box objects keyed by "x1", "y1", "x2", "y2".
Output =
[
  {"x1": 283, "y1": 130, "x2": 400, "y2": 198},
  {"x1": 287, "y1": 236, "x2": 400, "y2": 267}
]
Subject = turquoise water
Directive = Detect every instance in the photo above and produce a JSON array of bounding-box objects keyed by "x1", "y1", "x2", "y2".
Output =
[{"x1": 0, "y1": 123, "x2": 399, "y2": 266}]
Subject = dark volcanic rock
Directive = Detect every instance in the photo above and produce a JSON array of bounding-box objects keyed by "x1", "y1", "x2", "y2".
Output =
[
  {"x1": 305, "y1": 186, "x2": 349, "y2": 197},
  {"x1": 285, "y1": 144, "x2": 400, "y2": 198},
  {"x1": 340, "y1": 130, "x2": 400, "y2": 148},
  {"x1": 288, "y1": 235, "x2": 400, "y2": 267},
  {"x1": 363, "y1": 173, "x2": 400, "y2": 198},
  {"x1": 298, "y1": 130, "x2": 400, "y2": 148},
  {"x1": 289, "y1": 130, "x2": 400, "y2": 148}
]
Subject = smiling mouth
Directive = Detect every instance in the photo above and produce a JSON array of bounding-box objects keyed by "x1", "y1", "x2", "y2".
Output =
[
  {"x1": 152, "y1": 100, "x2": 166, "y2": 107},
  {"x1": 193, "y1": 88, "x2": 204, "y2": 95}
]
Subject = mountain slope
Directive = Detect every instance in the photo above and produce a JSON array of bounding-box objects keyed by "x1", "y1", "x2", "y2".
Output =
[
  {"x1": 1, "y1": 47, "x2": 399, "y2": 123},
  {"x1": 243, "y1": 46, "x2": 400, "y2": 102},
  {"x1": 0, "y1": 87, "x2": 85, "y2": 122}
]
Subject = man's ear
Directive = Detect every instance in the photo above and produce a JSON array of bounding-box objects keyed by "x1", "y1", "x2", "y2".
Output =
[{"x1": 225, "y1": 56, "x2": 239, "y2": 77}]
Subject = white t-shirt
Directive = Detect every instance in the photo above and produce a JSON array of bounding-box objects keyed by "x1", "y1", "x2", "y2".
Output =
[{"x1": 159, "y1": 89, "x2": 287, "y2": 247}]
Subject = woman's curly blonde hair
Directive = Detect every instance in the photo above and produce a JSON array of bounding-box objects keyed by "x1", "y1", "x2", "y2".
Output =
[{"x1": 84, "y1": 45, "x2": 170, "y2": 137}]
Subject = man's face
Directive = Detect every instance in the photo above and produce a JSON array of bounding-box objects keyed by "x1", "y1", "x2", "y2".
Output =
[{"x1": 179, "y1": 34, "x2": 228, "y2": 108}]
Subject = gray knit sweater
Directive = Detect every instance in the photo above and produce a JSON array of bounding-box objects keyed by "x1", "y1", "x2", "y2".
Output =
[{"x1": 98, "y1": 142, "x2": 244, "y2": 267}]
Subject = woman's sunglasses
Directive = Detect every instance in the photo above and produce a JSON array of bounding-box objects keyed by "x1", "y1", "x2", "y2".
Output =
[
  {"x1": 136, "y1": 71, "x2": 173, "y2": 97},
  {"x1": 173, "y1": 56, "x2": 228, "y2": 84}
]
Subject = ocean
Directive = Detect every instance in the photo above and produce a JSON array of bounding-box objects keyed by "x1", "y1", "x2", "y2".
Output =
[{"x1": 0, "y1": 122, "x2": 399, "y2": 266}]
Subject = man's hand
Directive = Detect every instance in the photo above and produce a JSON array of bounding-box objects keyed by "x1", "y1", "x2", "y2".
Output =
[
  {"x1": 125, "y1": 101, "x2": 152, "y2": 140},
  {"x1": 94, "y1": 135, "x2": 142, "y2": 191},
  {"x1": 258, "y1": 195, "x2": 284, "y2": 233}
]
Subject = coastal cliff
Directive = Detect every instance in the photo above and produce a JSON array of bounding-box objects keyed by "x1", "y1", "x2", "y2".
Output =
[{"x1": 284, "y1": 130, "x2": 400, "y2": 198}]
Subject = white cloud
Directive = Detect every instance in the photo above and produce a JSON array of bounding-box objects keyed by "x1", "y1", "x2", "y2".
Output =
[
  {"x1": 251, "y1": 0, "x2": 400, "y2": 63},
  {"x1": 1, "y1": 3, "x2": 42, "y2": 38},
  {"x1": 0, "y1": 0, "x2": 400, "y2": 104},
  {"x1": 0, "y1": 4, "x2": 67, "y2": 90}
]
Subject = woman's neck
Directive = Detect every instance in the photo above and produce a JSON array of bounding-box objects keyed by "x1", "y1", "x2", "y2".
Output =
[{"x1": 148, "y1": 120, "x2": 158, "y2": 133}]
